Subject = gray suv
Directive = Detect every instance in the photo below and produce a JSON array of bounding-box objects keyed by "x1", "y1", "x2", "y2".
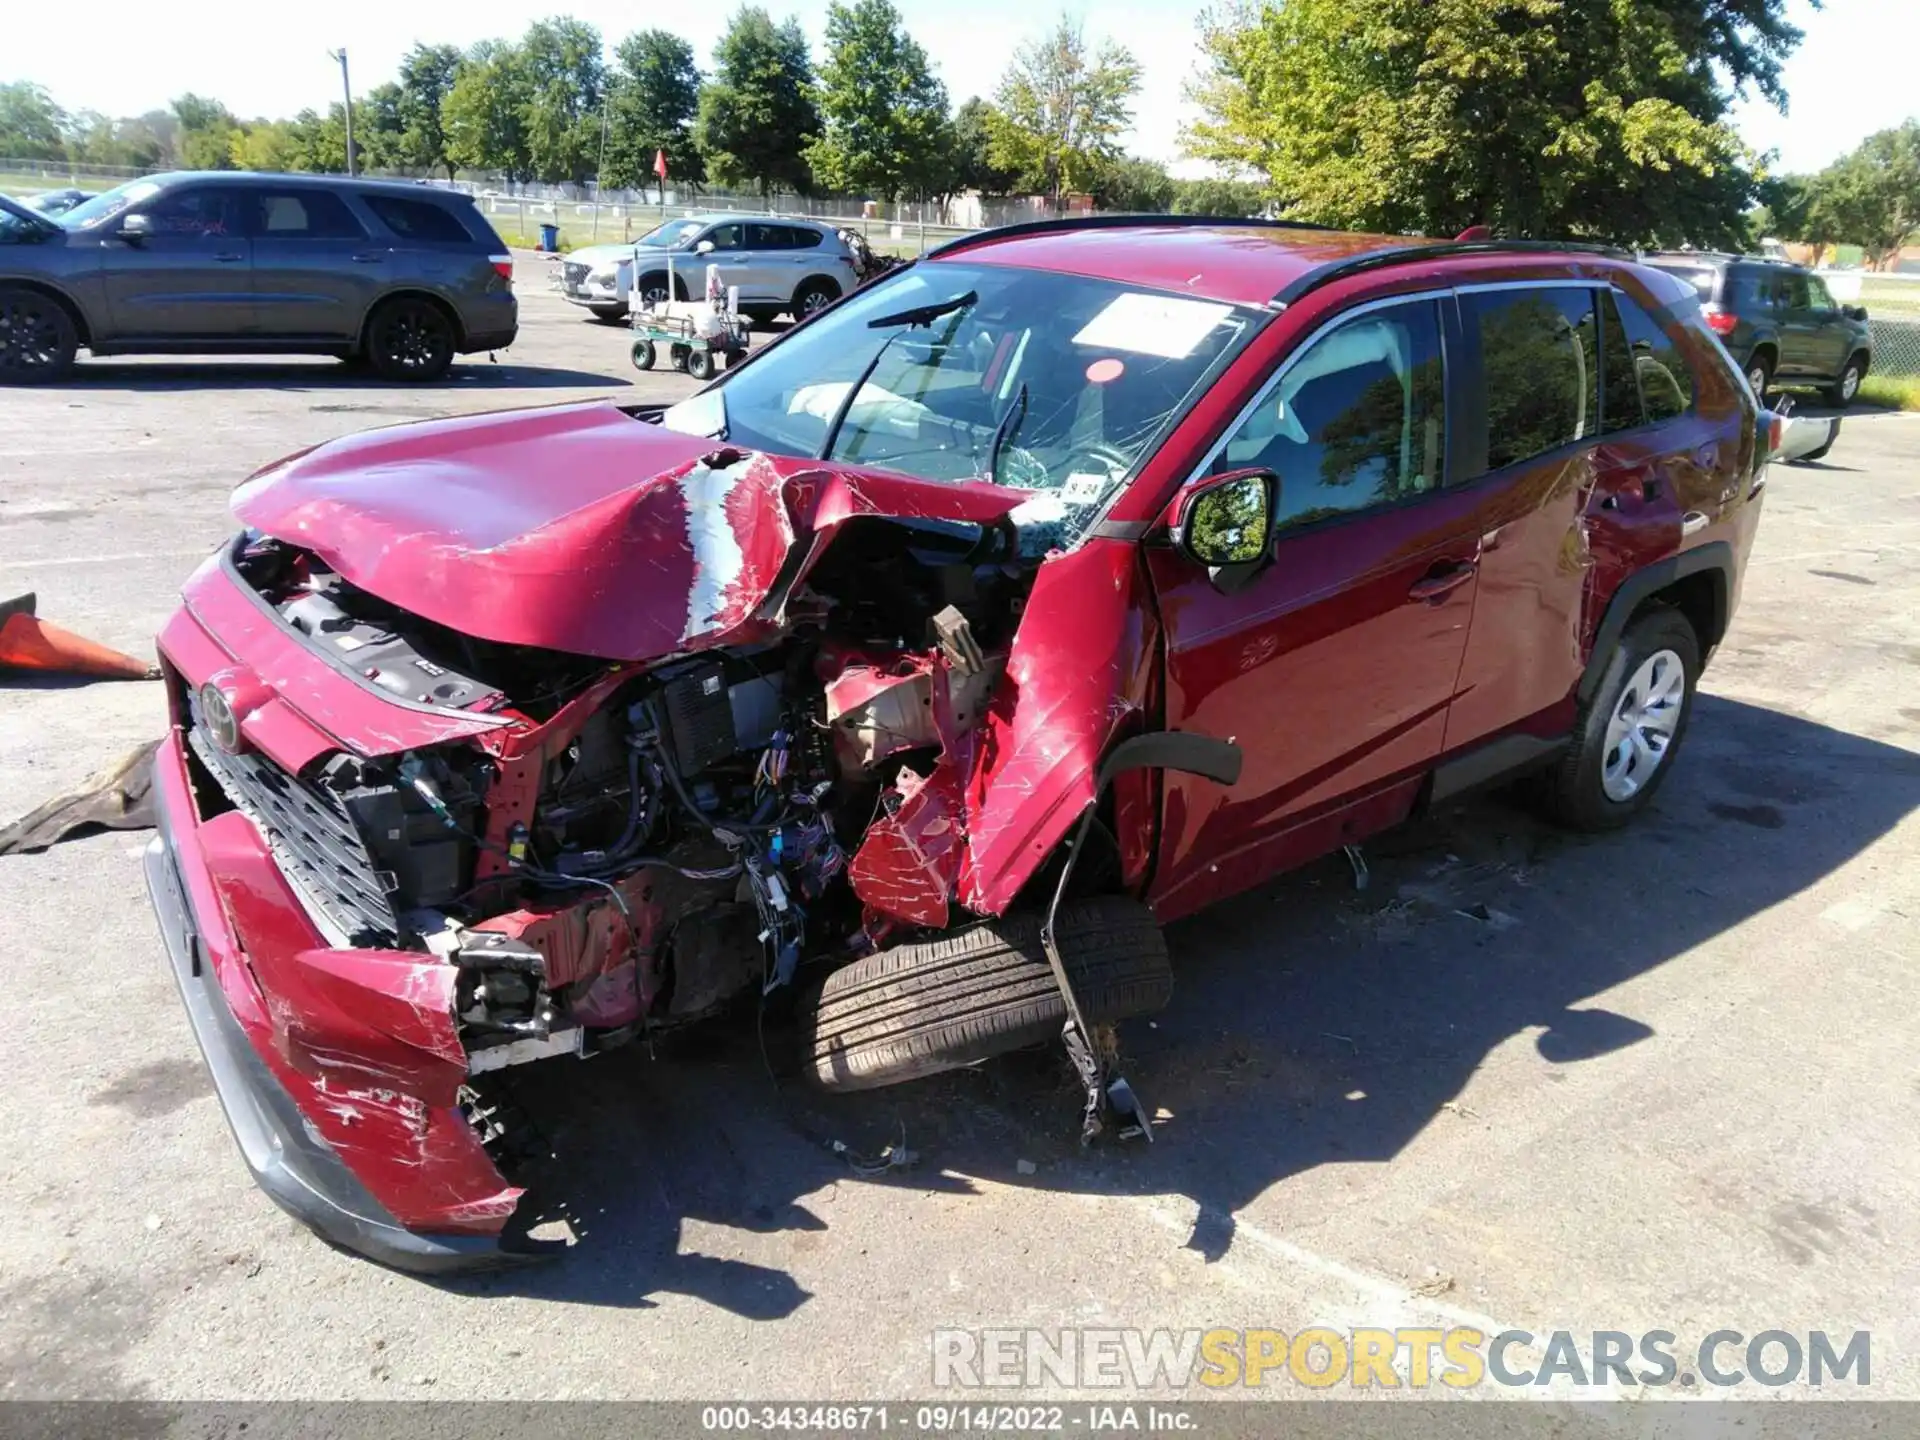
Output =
[
  {"x1": 561, "y1": 214, "x2": 860, "y2": 325},
  {"x1": 1644, "y1": 252, "x2": 1872, "y2": 406},
  {"x1": 0, "y1": 172, "x2": 517, "y2": 383}
]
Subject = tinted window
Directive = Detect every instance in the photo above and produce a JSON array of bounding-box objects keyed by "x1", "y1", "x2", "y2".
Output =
[
  {"x1": 1597, "y1": 290, "x2": 1641, "y2": 435},
  {"x1": 1652, "y1": 263, "x2": 1717, "y2": 301},
  {"x1": 1807, "y1": 275, "x2": 1836, "y2": 310},
  {"x1": 1724, "y1": 271, "x2": 1770, "y2": 311},
  {"x1": 251, "y1": 189, "x2": 365, "y2": 239},
  {"x1": 783, "y1": 225, "x2": 821, "y2": 249},
  {"x1": 143, "y1": 187, "x2": 242, "y2": 237},
  {"x1": 1615, "y1": 292, "x2": 1693, "y2": 423},
  {"x1": 1215, "y1": 300, "x2": 1446, "y2": 531},
  {"x1": 1470, "y1": 288, "x2": 1599, "y2": 471},
  {"x1": 703, "y1": 223, "x2": 747, "y2": 251},
  {"x1": 363, "y1": 195, "x2": 473, "y2": 243},
  {"x1": 1782, "y1": 272, "x2": 1812, "y2": 309},
  {"x1": 749, "y1": 222, "x2": 801, "y2": 250}
]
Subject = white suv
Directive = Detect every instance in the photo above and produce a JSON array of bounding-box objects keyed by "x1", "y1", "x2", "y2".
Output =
[{"x1": 561, "y1": 214, "x2": 860, "y2": 325}]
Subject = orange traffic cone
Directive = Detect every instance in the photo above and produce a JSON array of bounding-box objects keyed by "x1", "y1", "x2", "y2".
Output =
[{"x1": 0, "y1": 594, "x2": 159, "y2": 682}]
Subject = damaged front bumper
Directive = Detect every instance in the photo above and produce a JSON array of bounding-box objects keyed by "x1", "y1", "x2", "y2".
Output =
[{"x1": 142, "y1": 732, "x2": 530, "y2": 1274}]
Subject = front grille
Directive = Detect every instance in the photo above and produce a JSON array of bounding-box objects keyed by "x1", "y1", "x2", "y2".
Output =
[
  {"x1": 187, "y1": 719, "x2": 399, "y2": 945},
  {"x1": 563, "y1": 262, "x2": 590, "y2": 287}
]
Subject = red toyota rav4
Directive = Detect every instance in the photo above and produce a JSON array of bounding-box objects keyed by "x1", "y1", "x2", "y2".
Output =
[{"x1": 144, "y1": 218, "x2": 1770, "y2": 1270}]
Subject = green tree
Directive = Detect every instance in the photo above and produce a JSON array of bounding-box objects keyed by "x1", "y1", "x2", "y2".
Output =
[
  {"x1": 604, "y1": 29, "x2": 705, "y2": 195},
  {"x1": 1091, "y1": 155, "x2": 1174, "y2": 212},
  {"x1": 950, "y1": 97, "x2": 1018, "y2": 196},
  {"x1": 1185, "y1": 0, "x2": 1804, "y2": 246},
  {"x1": 443, "y1": 41, "x2": 534, "y2": 181},
  {"x1": 988, "y1": 17, "x2": 1141, "y2": 206},
  {"x1": 397, "y1": 43, "x2": 463, "y2": 178},
  {"x1": 172, "y1": 93, "x2": 239, "y2": 170},
  {"x1": 521, "y1": 17, "x2": 606, "y2": 184},
  {"x1": 357, "y1": 83, "x2": 408, "y2": 171},
  {"x1": 806, "y1": 0, "x2": 949, "y2": 202},
  {"x1": 1805, "y1": 123, "x2": 1920, "y2": 267},
  {"x1": 0, "y1": 82, "x2": 66, "y2": 160},
  {"x1": 280, "y1": 106, "x2": 353, "y2": 172},
  {"x1": 1170, "y1": 176, "x2": 1267, "y2": 216},
  {"x1": 229, "y1": 120, "x2": 301, "y2": 172},
  {"x1": 694, "y1": 7, "x2": 822, "y2": 197}
]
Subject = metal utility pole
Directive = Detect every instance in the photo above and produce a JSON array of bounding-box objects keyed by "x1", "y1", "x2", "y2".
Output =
[
  {"x1": 593, "y1": 102, "x2": 611, "y2": 241},
  {"x1": 327, "y1": 48, "x2": 355, "y2": 176}
]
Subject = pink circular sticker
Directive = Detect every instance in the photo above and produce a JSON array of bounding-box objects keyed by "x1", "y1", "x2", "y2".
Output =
[{"x1": 1085, "y1": 357, "x2": 1125, "y2": 384}]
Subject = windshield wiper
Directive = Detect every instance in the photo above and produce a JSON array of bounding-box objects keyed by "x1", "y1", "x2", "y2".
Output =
[
  {"x1": 985, "y1": 382, "x2": 1029, "y2": 486},
  {"x1": 865, "y1": 289, "x2": 976, "y2": 331}
]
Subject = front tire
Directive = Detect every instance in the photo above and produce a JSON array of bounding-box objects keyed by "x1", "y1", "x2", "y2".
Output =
[
  {"x1": 802, "y1": 896, "x2": 1173, "y2": 1093},
  {"x1": 588, "y1": 303, "x2": 628, "y2": 324},
  {"x1": 1538, "y1": 608, "x2": 1700, "y2": 831},
  {"x1": 1825, "y1": 355, "x2": 1865, "y2": 409},
  {"x1": 364, "y1": 297, "x2": 455, "y2": 382},
  {"x1": 0, "y1": 286, "x2": 79, "y2": 383}
]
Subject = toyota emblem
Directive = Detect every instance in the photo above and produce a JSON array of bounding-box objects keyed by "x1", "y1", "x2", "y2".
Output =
[{"x1": 199, "y1": 683, "x2": 244, "y2": 754}]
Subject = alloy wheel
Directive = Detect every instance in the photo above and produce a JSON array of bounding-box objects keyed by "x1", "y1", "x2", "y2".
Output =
[
  {"x1": 0, "y1": 294, "x2": 64, "y2": 375},
  {"x1": 1601, "y1": 649, "x2": 1686, "y2": 802},
  {"x1": 1840, "y1": 365, "x2": 1861, "y2": 402}
]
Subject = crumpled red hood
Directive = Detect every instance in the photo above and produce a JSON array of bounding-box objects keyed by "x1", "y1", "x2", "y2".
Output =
[{"x1": 232, "y1": 401, "x2": 1023, "y2": 661}]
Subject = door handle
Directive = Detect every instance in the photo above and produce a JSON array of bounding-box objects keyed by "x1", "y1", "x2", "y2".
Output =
[
  {"x1": 1407, "y1": 561, "x2": 1477, "y2": 602},
  {"x1": 350, "y1": 252, "x2": 386, "y2": 264},
  {"x1": 213, "y1": 252, "x2": 245, "y2": 263}
]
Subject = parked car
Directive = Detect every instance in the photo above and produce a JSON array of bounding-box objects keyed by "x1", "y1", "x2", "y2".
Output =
[
  {"x1": 1643, "y1": 251, "x2": 1872, "y2": 406},
  {"x1": 0, "y1": 172, "x2": 516, "y2": 382},
  {"x1": 23, "y1": 188, "x2": 95, "y2": 216},
  {"x1": 559, "y1": 213, "x2": 859, "y2": 325},
  {"x1": 144, "y1": 216, "x2": 1773, "y2": 1269}
]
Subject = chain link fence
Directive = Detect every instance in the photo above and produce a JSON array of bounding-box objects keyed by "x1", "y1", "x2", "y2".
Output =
[{"x1": 1829, "y1": 273, "x2": 1920, "y2": 379}]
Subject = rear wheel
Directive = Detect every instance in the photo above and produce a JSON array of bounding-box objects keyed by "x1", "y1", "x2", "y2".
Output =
[
  {"x1": 801, "y1": 896, "x2": 1173, "y2": 1093},
  {"x1": 793, "y1": 278, "x2": 841, "y2": 319},
  {"x1": 364, "y1": 297, "x2": 455, "y2": 382},
  {"x1": 1744, "y1": 351, "x2": 1773, "y2": 399},
  {"x1": 1825, "y1": 354, "x2": 1865, "y2": 409},
  {"x1": 0, "y1": 286, "x2": 79, "y2": 383},
  {"x1": 685, "y1": 347, "x2": 715, "y2": 381},
  {"x1": 1538, "y1": 609, "x2": 1700, "y2": 831}
]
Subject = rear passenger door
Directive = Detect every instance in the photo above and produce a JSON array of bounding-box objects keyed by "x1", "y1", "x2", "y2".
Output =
[
  {"x1": 1443, "y1": 285, "x2": 1614, "y2": 748},
  {"x1": 1775, "y1": 270, "x2": 1821, "y2": 378},
  {"x1": 244, "y1": 187, "x2": 380, "y2": 341}
]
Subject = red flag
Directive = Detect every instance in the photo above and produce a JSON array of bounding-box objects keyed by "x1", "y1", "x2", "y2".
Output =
[{"x1": 653, "y1": 149, "x2": 668, "y2": 181}]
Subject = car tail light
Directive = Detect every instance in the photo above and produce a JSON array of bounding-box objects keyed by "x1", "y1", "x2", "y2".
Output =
[
  {"x1": 489, "y1": 254, "x2": 514, "y2": 283},
  {"x1": 1702, "y1": 308, "x2": 1738, "y2": 336}
]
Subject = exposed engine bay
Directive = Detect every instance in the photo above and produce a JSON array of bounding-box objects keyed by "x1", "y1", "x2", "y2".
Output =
[{"x1": 213, "y1": 514, "x2": 1038, "y2": 1084}]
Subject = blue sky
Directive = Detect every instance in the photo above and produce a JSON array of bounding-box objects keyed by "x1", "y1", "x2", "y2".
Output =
[{"x1": 10, "y1": 0, "x2": 1917, "y2": 177}]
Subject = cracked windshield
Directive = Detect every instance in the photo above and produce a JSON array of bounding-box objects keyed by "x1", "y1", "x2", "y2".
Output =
[{"x1": 664, "y1": 263, "x2": 1260, "y2": 536}]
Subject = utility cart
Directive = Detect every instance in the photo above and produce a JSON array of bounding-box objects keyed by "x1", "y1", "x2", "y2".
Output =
[{"x1": 629, "y1": 305, "x2": 750, "y2": 381}]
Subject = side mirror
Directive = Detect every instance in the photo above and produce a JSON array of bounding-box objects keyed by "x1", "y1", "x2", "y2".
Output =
[
  {"x1": 1843, "y1": 304, "x2": 1868, "y2": 322},
  {"x1": 1172, "y1": 467, "x2": 1276, "y2": 569},
  {"x1": 695, "y1": 239, "x2": 715, "y2": 255},
  {"x1": 117, "y1": 213, "x2": 153, "y2": 243}
]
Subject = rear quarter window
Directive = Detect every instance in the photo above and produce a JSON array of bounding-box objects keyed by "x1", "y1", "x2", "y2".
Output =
[
  {"x1": 1613, "y1": 290, "x2": 1694, "y2": 423},
  {"x1": 363, "y1": 195, "x2": 478, "y2": 244}
]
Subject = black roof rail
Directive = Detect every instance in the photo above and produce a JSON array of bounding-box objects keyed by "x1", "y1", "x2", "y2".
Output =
[
  {"x1": 1273, "y1": 237, "x2": 1639, "y2": 306},
  {"x1": 924, "y1": 212, "x2": 1337, "y2": 261}
]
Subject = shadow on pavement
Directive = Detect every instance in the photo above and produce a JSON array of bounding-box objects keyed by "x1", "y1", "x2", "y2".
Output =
[{"x1": 438, "y1": 696, "x2": 1920, "y2": 1312}]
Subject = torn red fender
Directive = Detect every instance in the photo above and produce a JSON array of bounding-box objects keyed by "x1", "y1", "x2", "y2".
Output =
[{"x1": 849, "y1": 540, "x2": 1161, "y2": 927}]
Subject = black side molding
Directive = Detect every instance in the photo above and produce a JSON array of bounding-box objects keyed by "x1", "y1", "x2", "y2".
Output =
[
  {"x1": 1576, "y1": 541, "x2": 1734, "y2": 705},
  {"x1": 1428, "y1": 732, "x2": 1568, "y2": 807}
]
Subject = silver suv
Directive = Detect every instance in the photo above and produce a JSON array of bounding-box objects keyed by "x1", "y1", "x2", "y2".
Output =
[{"x1": 561, "y1": 214, "x2": 859, "y2": 325}]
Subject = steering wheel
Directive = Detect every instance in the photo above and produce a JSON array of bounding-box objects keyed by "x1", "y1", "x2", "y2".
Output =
[{"x1": 1063, "y1": 441, "x2": 1134, "y2": 481}]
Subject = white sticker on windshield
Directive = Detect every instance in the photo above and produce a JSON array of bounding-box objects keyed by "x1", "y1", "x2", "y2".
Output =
[
  {"x1": 1061, "y1": 472, "x2": 1112, "y2": 505},
  {"x1": 1073, "y1": 293, "x2": 1235, "y2": 360}
]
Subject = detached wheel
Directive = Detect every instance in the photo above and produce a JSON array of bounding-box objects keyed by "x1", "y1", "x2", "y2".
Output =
[
  {"x1": 0, "y1": 286, "x2": 79, "y2": 383},
  {"x1": 365, "y1": 297, "x2": 455, "y2": 382},
  {"x1": 802, "y1": 896, "x2": 1173, "y2": 1093},
  {"x1": 685, "y1": 347, "x2": 715, "y2": 381},
  {"x1": 1538, "y1": 608, "x2": 1700, "y2": 831},
  {"x1": 631, "y1": 339, "x2": 656, "y2": 371},
  {"x1": 1825, "y1": 355, "x2": 1865, "y2": 409}
]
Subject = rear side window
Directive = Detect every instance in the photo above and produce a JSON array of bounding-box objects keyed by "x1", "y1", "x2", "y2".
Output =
[
  {"x1": 251, "y1": 189, "x2": 365, "y2": 240},
  {"x1": 1215, "y1": 298, "x2": 1446, "y2": 531},
  {"x1": 1724, "y1": 271, "x2": 1771, "y2": 312},
  {"x1": 363, "y1": 195, "x2": 475, "y2": 244},
  {"x1": 1468, "y1": 287, "x2": 1600, "y2": 471},
  {"x1": 782, "y1": 225, "x2": 822, "y2": 249},
  {"x1": 1613, "y1": 291, "x2": 1693, "y2": 423}
]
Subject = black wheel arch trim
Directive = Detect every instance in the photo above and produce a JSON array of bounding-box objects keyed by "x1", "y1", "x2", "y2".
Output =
[
  {"x1": 1576, "y1": 541, "x2": 1733, "y2": 705},
  {"x1": 0, "y1": 276, "x2": 93, "y2": 347}
]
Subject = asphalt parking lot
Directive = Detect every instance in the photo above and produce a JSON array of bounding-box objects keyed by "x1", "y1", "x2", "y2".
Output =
[{"x1": 3, "y1": 269, "x2": 1919, "y2": 1404}]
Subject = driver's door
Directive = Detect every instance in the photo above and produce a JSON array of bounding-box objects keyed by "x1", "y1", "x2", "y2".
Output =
[
  {"x1": 99, "y1": 185, "x2": 254, "y2": 339},
  {"x1": 695, "y1": 221, "x2": 762, "y2": 301},
  {"x1": 1145, "y1": 295, "x2": 1484, "y2": 921}
]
